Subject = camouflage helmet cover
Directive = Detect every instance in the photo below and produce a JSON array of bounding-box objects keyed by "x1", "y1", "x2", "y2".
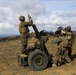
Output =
[
  {"x1": 19, "y1": 16, "x2": 25, "y2": 21},
  {"x1": 66, "y1": 26, "x2": 71, "y2": 30}
]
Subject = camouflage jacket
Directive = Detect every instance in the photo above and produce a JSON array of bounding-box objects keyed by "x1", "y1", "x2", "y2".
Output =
[{"x1": 19, "y1": 21, "x2": 33, "y2": 33}]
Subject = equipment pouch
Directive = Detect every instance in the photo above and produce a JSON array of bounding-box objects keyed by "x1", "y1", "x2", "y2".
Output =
[
  {"x1": 66, "y1": 36, "x2": 72, "y2": 40},
  {"x1": 21, "y1": 27, "x2": 28, "y2": 33}
]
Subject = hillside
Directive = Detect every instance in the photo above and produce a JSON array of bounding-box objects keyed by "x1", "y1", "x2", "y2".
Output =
[{"x1": 0, "y1": 36, "x2": 76, "y2": 75}]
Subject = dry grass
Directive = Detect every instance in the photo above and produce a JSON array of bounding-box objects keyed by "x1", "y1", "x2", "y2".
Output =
[{"x1": 0, "y1": 37, "x2": 76, "y2": 75}]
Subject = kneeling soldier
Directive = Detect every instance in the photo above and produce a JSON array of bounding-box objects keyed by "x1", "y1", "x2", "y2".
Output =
[{"x1": 52, "y1": 30, "x2": 71, "y2": 67}]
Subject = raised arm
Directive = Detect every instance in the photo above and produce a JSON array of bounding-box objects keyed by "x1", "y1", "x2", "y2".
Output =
[{"x1": 25, "y1": 14, "x2": 33, "y2": 26}]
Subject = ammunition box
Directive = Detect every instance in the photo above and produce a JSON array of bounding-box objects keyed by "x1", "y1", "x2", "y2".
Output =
[{"x1": 18, "y1": 54, "x2": 28, "y2": 66}]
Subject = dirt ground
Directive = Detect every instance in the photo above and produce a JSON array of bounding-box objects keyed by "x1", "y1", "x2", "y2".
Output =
[{"x1": 0, "y1": 36, "x2": 76, "y2": 75}]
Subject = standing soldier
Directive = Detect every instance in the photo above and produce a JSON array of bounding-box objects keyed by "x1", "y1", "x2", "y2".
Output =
[
  {"x1": 19, "y1": 15, "x2": 33, "y2": 54},
  {"x1": 65, "y1": 26, "x2": 75, "y2": 58},
  {"x1": 52, "y1": 30, "x2": 71, "y2": 67}
]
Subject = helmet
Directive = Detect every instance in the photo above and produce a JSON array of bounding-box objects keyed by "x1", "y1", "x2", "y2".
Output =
[
  {"x1": 65, "y1": 26, "x2": 71, "y2": 32},
  {"x1": 66, "y1": 26, "x2": 71, "y2": 30},
  {"x1": 19, "y1": 16, "x2": 25, "y2": 21}
]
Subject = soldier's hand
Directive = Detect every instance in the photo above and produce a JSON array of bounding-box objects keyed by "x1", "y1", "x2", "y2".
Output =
[
  {"x1": 28, "y1": 14, "x2": 33, "y2": 24},
  {"x1": 29, "y1": 18, "x2": 32, "y2": 21},
  {"x1": 28, "y1": 14, "x2": 31, "y2": 19}
]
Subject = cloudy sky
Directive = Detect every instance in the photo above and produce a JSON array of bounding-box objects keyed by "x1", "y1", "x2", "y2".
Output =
[{"x1": 0, "y1": 0, "x2": 76, "y2": 36}]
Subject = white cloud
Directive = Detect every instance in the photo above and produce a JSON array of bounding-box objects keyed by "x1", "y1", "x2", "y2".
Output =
[
  {"x1": 35, "y1": 13, "x2": 76, "y2": 31},
  {"x1": 0, "y1": 0, "x2": 76, "y2": 36},
  {"x1": 0, "y1": 0, "x2": 46, "y2": 36},
  {"x1": 0, "y1": 8, "x2": 7, "y2": 22},
  {"x1": 56, "y1": 10, "x2": 76, "y2": 17}
]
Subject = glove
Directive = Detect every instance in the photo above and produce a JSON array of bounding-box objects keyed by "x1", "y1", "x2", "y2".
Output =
[{"x1": 28, "y1": 14, "x2": 33, "y2": 24}]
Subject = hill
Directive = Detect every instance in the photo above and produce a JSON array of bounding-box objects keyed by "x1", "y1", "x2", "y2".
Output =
[{"x1": 0, "y1": 36, "x2": 76, "y2": 75}]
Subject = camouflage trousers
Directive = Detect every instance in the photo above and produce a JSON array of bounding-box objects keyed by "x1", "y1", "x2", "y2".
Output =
[
  {"x1": 68, "y1": 45, "x2": 72, "y2": 58},
  {"x1": 53, "y1": 48, "x2": 71, "y2": 65},
  {"x1": 20, "y1": 33, "x2": 29, "y2": 54}
]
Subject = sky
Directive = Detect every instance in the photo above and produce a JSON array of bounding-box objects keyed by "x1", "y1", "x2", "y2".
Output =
[{"x1": 0, "y1": 0, "x2": 76, "y2": 36}]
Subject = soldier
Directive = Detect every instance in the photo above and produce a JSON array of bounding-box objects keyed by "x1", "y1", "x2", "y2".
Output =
[
  {"x1": 65, "y1": 26, "x2": 75, "y2": 58},
  {"x1": 19, "y1": 15, "x2": 33, "y2": 54},
  {"x1": 52, "y1": 30, "x2": 71, "y2": 67}
]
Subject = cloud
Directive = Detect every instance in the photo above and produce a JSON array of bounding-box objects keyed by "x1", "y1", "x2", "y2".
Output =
[
  {"x1": 56, "y1": 10, "x2": 76, "y2": 17},
  {"x1": 0, "y1": 10, "x2": 7, "y2": 22},
  {"x1": 0, "y1": 0, "x2": 46, "y2": 36},
  {"x1": 0, "y1": 0, "x2": 76, "y2": 36},
  {"x1": 35, "y1": 12, "x2": 76, "y2": 31},
  {"x1": 12, "y1": 0, "x2": 46, "y2": 16}
]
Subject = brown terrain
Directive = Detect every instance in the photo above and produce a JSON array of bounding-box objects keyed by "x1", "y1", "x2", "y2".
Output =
[{"x1": 0, "y1": 36, "x2": 76, "y2": 75}]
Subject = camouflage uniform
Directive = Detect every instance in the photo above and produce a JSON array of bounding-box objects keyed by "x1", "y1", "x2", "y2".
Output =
[
  {"x1": 19, "y1": 15, "x2": 33, "y2": 54},
  {"x1": 65, "y1": 26, "x2": 75, "y2": 57},
  {"x1": 52, "y1": 33, "x2": 71, "y2": 66}
]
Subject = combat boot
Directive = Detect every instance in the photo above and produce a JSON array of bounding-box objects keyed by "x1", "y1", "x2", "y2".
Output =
[
  {"x1": 52, "y1": 64, "x2": 57, "y2": 67},
  {"x1": 66, "y1": 62, "x2": 72, "y2": 65}
]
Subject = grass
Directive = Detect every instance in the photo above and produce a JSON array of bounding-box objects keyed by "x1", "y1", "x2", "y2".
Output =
[{"x1": 0, "y1": 37, "x2": 76, "y2": 75}]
